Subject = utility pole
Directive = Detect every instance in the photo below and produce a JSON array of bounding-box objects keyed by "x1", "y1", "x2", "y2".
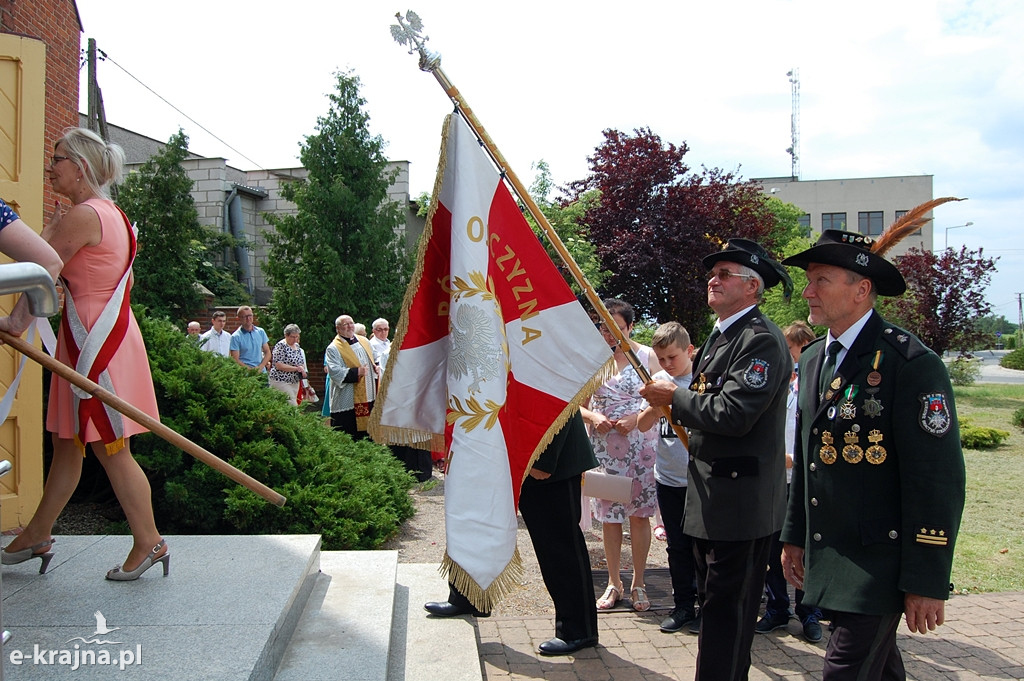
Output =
[
  {"x1": 1017, "y1": 292, "x2": 1023, "y2": 347},
  {"x1": 85, "y1": 38, "x2": 109, "y2": 142}
]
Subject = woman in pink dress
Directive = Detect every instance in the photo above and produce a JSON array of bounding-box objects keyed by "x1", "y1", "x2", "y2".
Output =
[
  {"x1": 1, "y1": 128, "x2": 167, "y2": 580},
  {"x1": 580, "y1": 299, "x2": 660, "y2": 612}
]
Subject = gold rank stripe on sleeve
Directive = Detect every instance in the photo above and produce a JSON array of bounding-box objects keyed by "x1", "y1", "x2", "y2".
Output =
[{"x1": 915, "y1": 528, "x2": 949, "y2": 546}]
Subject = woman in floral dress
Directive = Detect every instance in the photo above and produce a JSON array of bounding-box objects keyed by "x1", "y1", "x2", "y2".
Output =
[{"x1": 580, "y1": 299, "x2": 659, "y2": 612}]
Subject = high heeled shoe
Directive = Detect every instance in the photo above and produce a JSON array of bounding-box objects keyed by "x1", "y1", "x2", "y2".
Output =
[
  {"x1": 2, "y1": 538, "x2": 55, "y2": 574},
  {"x1": 105, "y1": 539, "x2": 169, "y2": 581}
]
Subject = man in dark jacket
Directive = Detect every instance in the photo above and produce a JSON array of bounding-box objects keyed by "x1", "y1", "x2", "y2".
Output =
[
  {"x1": 425, "y1": 411, "x2": 599, "y2": 656},
  {"x1": 641, "y1": 239, "x2": 792, "y2": 681},
  {"x1": 780, "y1": 230, "x2": 966, "y2": 681}
]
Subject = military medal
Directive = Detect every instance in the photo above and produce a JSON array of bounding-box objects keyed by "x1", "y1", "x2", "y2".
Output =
[
  {"x1": 696, "y1": 373, "x2": 708, "y2": 395},
  {"x1": 819, "y1": 431, "x2": 837, "y2": 464},
  {"x1": 863, "y1": 396, "x2": 884, "y2": 418},
  {"x1": 866, "y1": 429, "x2": 887, "y2": 464},
  {"x1": 839, "y1": 386, "x2": 858, "y2": 419},
  {"x1": 842, "y1": 430, "x2": 863, "y2": 464},
  {"x1": 865, "y1": 351, "x2": 883, "y2": 395}
]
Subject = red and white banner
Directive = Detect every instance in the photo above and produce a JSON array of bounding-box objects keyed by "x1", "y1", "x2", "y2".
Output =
[{"x1": 369, "y1": 114, "x2": 610, "y2": 610}]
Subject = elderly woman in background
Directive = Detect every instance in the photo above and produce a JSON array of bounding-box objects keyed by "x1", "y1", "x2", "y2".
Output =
[
  {"x1": 269, "y1": 323, "x2": 306, "y2": 406},
  {"x1": 2, "y1": 128, "x2": 167, "y2": 581},
  {"x1": 0, "y1": 199, "x2": 63, "y2": 337},
  {"x1": 579, "y1": 298, "x2": 660, "y2": 612}
]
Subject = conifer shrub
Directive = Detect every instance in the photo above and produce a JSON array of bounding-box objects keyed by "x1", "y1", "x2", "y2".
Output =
[
  {"x1": 958, "y1": 417, "x2": 1010, "y2": 450},
  {"x1": 1001, "y1": 348, "x2": 1024, "y2": 370},
  {"x1": 132, "y1": 312, "x2": 414, "y2": 549}
]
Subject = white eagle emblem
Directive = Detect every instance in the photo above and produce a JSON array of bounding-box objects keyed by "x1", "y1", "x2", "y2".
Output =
[{"x1": 448, "y1": 304, "x2": 504, "y2": 394}]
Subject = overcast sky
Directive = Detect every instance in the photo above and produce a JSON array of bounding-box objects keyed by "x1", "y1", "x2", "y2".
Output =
[{"x1": 74, "y1": 0, "x2": 1023, "y2": 321}]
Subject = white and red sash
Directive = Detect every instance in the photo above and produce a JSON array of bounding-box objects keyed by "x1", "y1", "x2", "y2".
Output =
[{"x1": 60, "y1": 205, "x2": 137, "y2": 455}]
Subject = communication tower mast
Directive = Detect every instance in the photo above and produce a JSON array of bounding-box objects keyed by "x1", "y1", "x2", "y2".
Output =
[{"x1": 786, "y1": 68, "x2": 800, "y2": 181}]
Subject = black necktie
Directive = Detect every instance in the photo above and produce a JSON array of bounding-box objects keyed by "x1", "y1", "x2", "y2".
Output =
[
  {"x1": 705, "y1": 326, "x2": 722, "y2": 349},
  {"x1": 819, "y1": 341, "x2": 842, "y2": 396}
]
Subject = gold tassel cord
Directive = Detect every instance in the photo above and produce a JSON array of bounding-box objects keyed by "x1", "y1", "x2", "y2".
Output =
[{"x1": 871, "y1": 197, "x2": 966, "y2": 256}]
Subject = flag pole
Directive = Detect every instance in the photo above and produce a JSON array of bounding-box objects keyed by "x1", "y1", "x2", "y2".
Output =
[
  {"x1": 0, "y1": 330, "x2": 287, "y2": 507},
  {"x1": 391, "y1": 12, "x2": 688, "y2": 447}
]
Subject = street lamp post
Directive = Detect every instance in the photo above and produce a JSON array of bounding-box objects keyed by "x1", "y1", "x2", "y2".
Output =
[{"x1": 944, "y1": 221, "x2": 974, "y2": 250}]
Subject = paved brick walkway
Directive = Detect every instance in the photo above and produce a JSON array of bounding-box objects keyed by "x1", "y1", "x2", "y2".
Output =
[{"x1": 477, "y1": 592, "x2": 1024, "y2": 680}]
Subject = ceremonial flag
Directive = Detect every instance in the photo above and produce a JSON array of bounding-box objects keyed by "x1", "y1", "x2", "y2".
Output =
[{"x1": 369, "y1": 113, "x2": 611, "y2": 610}]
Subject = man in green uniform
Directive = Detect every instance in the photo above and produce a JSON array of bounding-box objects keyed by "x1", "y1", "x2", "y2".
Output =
[
  {"x1": 780, "y1": 230, "x2": 966, "y2": 681},
  {"x1": 641, "y1": 238, "x2": 792, "y2": 681}
]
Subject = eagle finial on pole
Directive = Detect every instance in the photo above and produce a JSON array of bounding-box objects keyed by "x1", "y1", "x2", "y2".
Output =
[{"x1": 391, "y1": 10, "x2": 441, "y2": 72}]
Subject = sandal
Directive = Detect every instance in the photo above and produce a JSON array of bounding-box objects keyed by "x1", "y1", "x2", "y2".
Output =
[
  {"x1": 631, "y1": 585, "x2": 651, "y2": 612},
  {"x1": 653, "y1": 524, "x2": 667, "y2": 541},
  {"x1": 597, "y1": 584, "x2": 622, "y2": 610}
]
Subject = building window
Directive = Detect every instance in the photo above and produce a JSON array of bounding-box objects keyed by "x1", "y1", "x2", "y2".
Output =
[
  {"x1": 822, "y1": 213, "x2": 846, "y2": 231},
  {"x1": 895, "y1": 209, "x2": 921, "y2": 235},
  {"x1": 798, "y1": 214, "x2": 810, "y2": 237},
  {"x1": 859, "y1": 211, "x2": 884, "y2": 236}
]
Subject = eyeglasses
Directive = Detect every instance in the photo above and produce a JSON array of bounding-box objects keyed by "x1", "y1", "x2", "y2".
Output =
[
  {"x1": 707, "y1": 268, "x2": 755, "y2": 282},
  {"x1": 50, "y1": 155, "x2": 72, "y2": 166}
]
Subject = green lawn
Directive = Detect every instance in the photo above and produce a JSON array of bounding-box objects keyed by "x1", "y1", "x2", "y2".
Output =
[{"x1": 951, "y1": 384, "x2": 1024, "y2": 593}]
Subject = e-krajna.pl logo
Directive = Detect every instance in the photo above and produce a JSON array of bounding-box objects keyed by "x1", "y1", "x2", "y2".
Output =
[{"x1": 7, "y1": 611, "x2": 142, "y2": 671}]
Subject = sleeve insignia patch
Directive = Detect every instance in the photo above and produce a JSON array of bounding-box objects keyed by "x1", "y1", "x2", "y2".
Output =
[
  {"x1": 742, "y1": 358, "x2": 770, "y2": 389},
  {"x1": 915, "y1": 526, "x2": 950, "y2": 546},
  {"x1": 919, "y1": 392, "x2": 952, "y2": 436}
]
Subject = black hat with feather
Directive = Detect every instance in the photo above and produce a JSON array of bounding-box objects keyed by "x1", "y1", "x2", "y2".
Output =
[{"x1": 782, "y1": 197, "x2": 965, "y2": 297}]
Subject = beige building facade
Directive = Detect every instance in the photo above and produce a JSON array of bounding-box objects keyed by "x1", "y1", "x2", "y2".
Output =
[{"x1": 755, "y1": 175, "x2": 935, "y2": 257}]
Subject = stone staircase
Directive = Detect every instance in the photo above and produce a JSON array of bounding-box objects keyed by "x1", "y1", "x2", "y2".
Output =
[{"x1": 0, "y1": 535, "x2": 482, "y2": 680}]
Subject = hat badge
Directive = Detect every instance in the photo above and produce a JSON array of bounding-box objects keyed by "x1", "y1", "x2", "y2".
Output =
[
  {"x1": 750, "y1": 254, "x2": 760, "y2": 265},
  {"x1": 855, "y1": 253, "x2": 870, "y2": 267}
]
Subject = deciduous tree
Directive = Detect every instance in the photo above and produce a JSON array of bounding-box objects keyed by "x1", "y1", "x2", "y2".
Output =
[
  {"x1": 264, "y1": 71, "x2": 410, "y2": 350},
  {"x1": 119, "y1": 130, "x2": 246, "y2": 323},
  {"x1": 880, "y1": 246, "x2": 998, "y2": 356},
  {"x1": 569, "y1": 128, "x2": 778, "y2": 339}
]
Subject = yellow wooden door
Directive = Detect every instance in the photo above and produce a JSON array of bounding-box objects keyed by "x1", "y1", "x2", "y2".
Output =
[{"x1": 0, "y1": 35, "x2": 47, "y2": 530}]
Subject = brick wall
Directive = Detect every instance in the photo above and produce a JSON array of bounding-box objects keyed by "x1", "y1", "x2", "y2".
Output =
[{"x1": 0, "y1": 0, "x2": 82, "y2": 211}]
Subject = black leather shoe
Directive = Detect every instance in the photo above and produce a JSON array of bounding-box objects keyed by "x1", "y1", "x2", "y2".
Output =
[
  {"x1": 423, "y1": 600, "x2": 490, "y2": 618},
  {"x1": 802, "y1": 616, "x2": 823, "y2": 643},
  {"x1": 537, "y1": 636, "x2": 599, "y2": 656},
  {"x1": 660, "y1": 608, "x2": 698, "y2": 633},
  {"x1": 688, "y1": 610, "x2": 702, "y2": 634}
]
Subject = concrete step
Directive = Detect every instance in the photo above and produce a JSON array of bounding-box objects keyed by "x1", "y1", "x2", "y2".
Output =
[
  {"x1": 273, "y1": 551, "x2": 398, "y2": 681},
  {"x1": 1, "y1": 534, "x2": 320, "y2": 680},
  {"x1": 388, "y1": 564, "x2": 482, "y2": 681}
]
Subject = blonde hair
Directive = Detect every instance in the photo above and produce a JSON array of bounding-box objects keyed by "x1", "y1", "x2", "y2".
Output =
[
  {"x1": 783, "y1": 321, "x2": 816, "y2": 346},
  {"x1": 651, "y1": 321, "x2": 691, "y2": 350},
  {"x1": 56, "y1": 127, "x2": 125, "y2": 199}
]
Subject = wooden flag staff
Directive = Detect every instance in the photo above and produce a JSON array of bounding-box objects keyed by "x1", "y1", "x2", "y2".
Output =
[
  {"x1": 391, "y1": 11, "x2": 688, "y2": 447},
  {"x1": 0, "y1": 330, "x2": 286, "y2": 507}
]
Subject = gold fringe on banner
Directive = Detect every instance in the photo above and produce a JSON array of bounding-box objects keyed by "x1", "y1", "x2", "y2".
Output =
[
  {"x1": 440, "y1": 547, "x2": 524, "y2": 613},
  {"x1": 368, "y1": 114, "x2": 454, "y2": 449}
]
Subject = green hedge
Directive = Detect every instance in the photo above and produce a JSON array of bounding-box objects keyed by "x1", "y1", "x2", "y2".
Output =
[
  {"x1": 132, "y1": 312, "x2": 414, "y2": 549},
  {"x1": 1001, "y1": 348, "x2": 1024, "y2": 370}
]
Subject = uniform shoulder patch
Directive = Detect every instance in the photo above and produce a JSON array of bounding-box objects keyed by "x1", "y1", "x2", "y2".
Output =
[
  {"x1": 882, "y1": 324, "x2": 929, "y2": 360},
  {"x1": 919, "y1": 392, "x2": 952, "y2": 436},
  {"x1": 742, "y1": 358, "x2": 770, "y2": 389}
]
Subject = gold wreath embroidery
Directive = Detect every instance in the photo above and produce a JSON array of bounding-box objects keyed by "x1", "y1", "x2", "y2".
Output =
[
  {"x1": 449, "y1": 271, "x2": 496, "y2": 302},
  {"x1": 447, "y1": 394, "x2": 503, "y2": 433}
]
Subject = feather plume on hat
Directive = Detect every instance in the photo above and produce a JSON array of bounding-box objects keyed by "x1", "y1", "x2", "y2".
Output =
[{"x1": 871, "y1": 197, "x2": 966, "y2": 256}]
